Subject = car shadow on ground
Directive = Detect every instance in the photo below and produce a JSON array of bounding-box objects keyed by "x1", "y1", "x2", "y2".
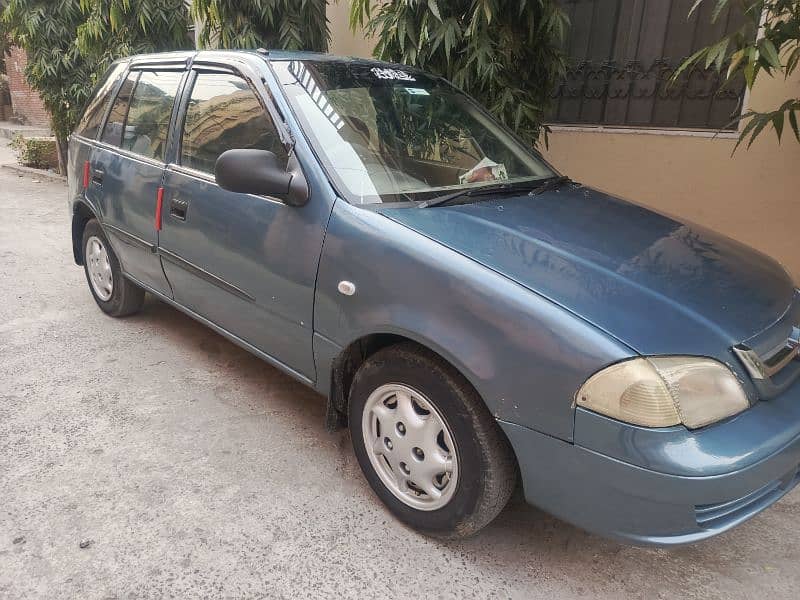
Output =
[{"x1": 127, "y1": 295, "x2": 796, "y2": 586}]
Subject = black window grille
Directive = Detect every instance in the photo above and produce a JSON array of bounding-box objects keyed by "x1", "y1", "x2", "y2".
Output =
[{"x1": 550, "y1": 0, "x2": 753, "y2": 130}]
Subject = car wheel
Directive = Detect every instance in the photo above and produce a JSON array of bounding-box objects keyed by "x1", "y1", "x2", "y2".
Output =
[
  {"x1": 349, "y1": 342, "x2": 517, "y2": 538},
  {"x1": 82, "y1": 219, "x2": 145, "y2": 317}
]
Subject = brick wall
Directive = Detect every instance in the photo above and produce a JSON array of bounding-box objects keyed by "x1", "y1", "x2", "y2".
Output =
[{"x1": 6, "y1": 46, "x2": 51, "y2": 127}]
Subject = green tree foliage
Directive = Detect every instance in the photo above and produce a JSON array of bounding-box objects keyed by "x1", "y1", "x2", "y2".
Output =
[
  {"x1": 2, "y1": 0, "x2": 190, "y2": 171},
  {"x1": 76, "y1": 0, "x2": 191, "y2": 66},
  {"x1": 191, "y1": 0, "x2": 329, "y2": 51},
  {"x1": 3, "y1": 0, "x2": 90, "y2": 169},
  {"x1": 674, "y1": 0, "x2": 800, "y2": 150},
  {"x1": 350, "y1": 0, "x2": 568, "y2": 146}
]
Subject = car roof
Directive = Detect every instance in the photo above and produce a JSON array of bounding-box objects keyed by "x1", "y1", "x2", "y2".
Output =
[{"x1": 123, "y1": 49, "x2": 417, "y2": 71}]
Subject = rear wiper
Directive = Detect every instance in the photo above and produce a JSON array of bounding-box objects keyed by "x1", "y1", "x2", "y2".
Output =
[
  {"x1": 417, "y1": 182, "x2": 539, "y2": 209},
  {"x1": 528, "y1": 175, "x2": 572, "y2": 196}
]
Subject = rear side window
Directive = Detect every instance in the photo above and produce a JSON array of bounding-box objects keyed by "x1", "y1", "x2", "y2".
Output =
[
  {"x1": 121, "y1": 71, "x2": 183, "y2": 161},
  {"x1": 75, "y1": 63, "x2": 127, "y2": 140},
  {"x1": 180, "y1": 72, "x2": 287, "y2": 174},
  {"x1": 101, "y1": 71, "x2": 138, "y2": 147}
]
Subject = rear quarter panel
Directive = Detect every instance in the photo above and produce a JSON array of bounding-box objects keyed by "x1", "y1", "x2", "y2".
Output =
[
  {"x1": 314, "y1": 200, "x2": 634, "y2": 441},
  {"x1": 67, "y1": 136, "x2": 97, "y2": 262}
]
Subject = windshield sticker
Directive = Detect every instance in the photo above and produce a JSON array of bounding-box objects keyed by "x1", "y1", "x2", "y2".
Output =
[
  {"x1": 371, "y1": 67, "x2": 416, "y2": 81},
  {"x1": 403, "y1": 87, "x2": 429, "y2": 95}
]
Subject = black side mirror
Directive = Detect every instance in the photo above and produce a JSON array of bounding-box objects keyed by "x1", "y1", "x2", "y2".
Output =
[{"x1": 215, "y1": 149, "x2": 309, "y2": 206}]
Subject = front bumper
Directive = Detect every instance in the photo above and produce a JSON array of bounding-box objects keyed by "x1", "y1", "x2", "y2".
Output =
[{"x1": 500, "y1": 406, "x2": 800, "y2": 546}]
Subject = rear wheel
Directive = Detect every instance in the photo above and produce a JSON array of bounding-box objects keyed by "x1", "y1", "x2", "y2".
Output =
[
  {"x1": 349, "y1": 343, "x2": 517, "y2": 538},
  {"x1": 82, "y1": 219, "x2": 144, "y2": 317}
]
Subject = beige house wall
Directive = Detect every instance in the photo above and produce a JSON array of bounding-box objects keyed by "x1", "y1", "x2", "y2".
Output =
[
  {"x1": 326, "y1": 2, "x2": 800, "y2": 279},
  {"x1": 328, "y1": 2, "x2": 376, "y2": 58}
]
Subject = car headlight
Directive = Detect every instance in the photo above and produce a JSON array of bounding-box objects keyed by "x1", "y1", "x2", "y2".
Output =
[{"x1": 576, "y1": 357, "x2": 749, "y2": 429}]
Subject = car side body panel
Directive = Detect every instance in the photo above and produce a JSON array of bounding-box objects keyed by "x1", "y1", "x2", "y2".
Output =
[{"x1": 88, "y1": 144, "x2": 171, "y2": 295}]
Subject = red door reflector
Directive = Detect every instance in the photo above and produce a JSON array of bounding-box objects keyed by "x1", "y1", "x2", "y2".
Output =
[
  {"x1": 155, "y1": 186, "x2": 164, "y2": 231},
  {"x1": 82, "y1": 160, "x2": 90, "y2": 189}
]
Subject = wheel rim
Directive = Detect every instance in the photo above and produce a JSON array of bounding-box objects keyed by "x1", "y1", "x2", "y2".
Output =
[
  {"x1": 85, "y1": 235, "x2": 113, "y2": 301},
  {"x1": 362, "y1": 383, "x2": 459, "y2": 511}
]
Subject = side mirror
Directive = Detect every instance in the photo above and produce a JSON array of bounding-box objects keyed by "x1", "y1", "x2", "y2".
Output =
[{"x1": 215, "y1": 149, "x2": 309, "y2": 206}]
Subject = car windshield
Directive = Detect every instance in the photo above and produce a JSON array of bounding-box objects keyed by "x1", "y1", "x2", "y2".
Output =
[{"x1": 272, "y1": 59, "x2": 556, "y2": 204}]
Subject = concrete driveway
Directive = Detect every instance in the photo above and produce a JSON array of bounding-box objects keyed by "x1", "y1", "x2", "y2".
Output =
[{"x1": 1, "y1": 150, "x2": 799, "y2": 599}]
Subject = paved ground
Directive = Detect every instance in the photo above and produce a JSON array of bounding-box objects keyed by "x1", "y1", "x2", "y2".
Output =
[{"x1": 1, "y1": 140, "x2": 799, "y2": 599}]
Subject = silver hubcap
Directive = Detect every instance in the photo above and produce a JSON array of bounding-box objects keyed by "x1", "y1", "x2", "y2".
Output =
[
  {"x1": 85, "y1": 236, "x2": 113, "y2": 301},
  {"x1": 362, "y1": 383, "x2": 458, "y2": 511}
]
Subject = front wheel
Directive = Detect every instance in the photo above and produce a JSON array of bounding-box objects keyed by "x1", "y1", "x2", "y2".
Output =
[{"x1": 349, "y1": 343, "x2": 517, "y2": 538}]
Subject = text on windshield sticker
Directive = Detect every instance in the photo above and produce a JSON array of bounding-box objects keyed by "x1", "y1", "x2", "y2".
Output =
[{"x1": 371, "y1": 67, "x2": 416, "y2": 81}]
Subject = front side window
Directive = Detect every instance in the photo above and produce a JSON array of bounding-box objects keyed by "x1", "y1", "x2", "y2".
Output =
[
  {"x1": 121, "y1": 70, "x2": 183, "y2": 161},
  {"x1": 273, "y1": 60, "x2": 554, "y2": 204},
  {"x1": 75, "y1": 62, "x2": 127, "y2": 140},
  {"x1": 180, "y1": 72, "x2": 287, "y2": 174}
]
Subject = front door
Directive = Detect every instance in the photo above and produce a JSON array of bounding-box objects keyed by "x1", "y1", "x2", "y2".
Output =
[
  {"x1": 158, "y1": 68, "x2": 329, "y2": 380},
  {"x1": 90, "y1": 68, "x2": 184, "y2": 296}
]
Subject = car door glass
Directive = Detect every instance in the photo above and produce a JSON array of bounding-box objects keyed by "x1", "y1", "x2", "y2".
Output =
[
  {"x1": 75, "y1": 62, "x2": 127, "y2": 140},
  {"x1": 100, "y1": 71, "x2": 138, "y2": 147},
  {"x1": 121, "y1": 71, "x2": 183, "y2": 161},
  {"x1": 181, "y1": 72, "x2": 287, "y2": 174}
]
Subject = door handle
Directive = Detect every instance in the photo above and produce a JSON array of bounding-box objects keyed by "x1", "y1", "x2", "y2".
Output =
[
  {"x1": 91, "y1": 168, "x2": 104, "y2": 186},
  {"x1": 170, "y1": 197, "x2": 189, "y2": 221}
]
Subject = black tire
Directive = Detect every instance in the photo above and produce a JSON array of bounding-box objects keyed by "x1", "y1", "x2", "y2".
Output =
[
  {"x1": 81, "y1": 219, "x2": 145, "y2": 317},
  {"x1": 349, "y1": 342, "x2": 517, "y2": 538}
]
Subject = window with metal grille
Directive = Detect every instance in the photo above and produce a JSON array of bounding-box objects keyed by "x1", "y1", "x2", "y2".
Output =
[{"x1": 550, "y1": 0, "x2": 753, "y2": 130}]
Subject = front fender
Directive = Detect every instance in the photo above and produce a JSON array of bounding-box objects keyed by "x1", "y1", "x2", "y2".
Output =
[{"x1": 314, "y1": 201, "x2": 634, "y2": 441}]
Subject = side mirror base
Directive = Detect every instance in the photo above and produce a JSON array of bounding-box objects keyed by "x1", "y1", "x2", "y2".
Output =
[{"x1": 285, "y1": 153, "x2": 309, "y2": 207}]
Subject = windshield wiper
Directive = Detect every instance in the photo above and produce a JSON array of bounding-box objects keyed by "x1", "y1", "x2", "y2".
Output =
[
  {"x1": 417, "y1": 182, "x2": 540, "y2": 209},
  {"x1": 528, "y1": 175, "x2": 572, "y2": 196}
]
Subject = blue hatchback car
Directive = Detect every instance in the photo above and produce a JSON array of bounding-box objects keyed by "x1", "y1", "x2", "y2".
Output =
[{"x1": 68, "y1": 50, "x2": 800, "y2": 544}]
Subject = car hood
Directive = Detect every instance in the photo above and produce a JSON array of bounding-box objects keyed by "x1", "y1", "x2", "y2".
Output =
[{"x1": 381, "y1": 186, "x2": 795, "y2": 358}]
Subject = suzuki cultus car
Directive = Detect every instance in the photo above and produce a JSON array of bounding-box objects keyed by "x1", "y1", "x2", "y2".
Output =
[{"x1": 68, "y1": 50, "x2": 800, "y2": 544}]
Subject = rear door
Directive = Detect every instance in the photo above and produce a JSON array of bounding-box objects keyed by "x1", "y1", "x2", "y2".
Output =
[
  {"x1": 69, "y1": 61, "x2": 127, "y2": 216},
  {"x1": 89, "y1": 66, "x2": 186, "y2": 296},
  {"x1": 157, "y1": 64, "x2": 329, "y2": 380}
]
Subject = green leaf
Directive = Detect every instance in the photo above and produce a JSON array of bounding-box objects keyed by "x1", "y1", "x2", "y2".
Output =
[
  {"x1": 428, "y1": 0, "x2": 442, "y2": 22},
  {"x1": 704, "y1": 39, "x2": 729, "y2": 70},
  {"x1": 789, "y1": 110, "x2": 800, "y2": 143},
  {"x1": 688, "y1": 0, "x2": 705, "y2": 18},
  {"x1": 773, "y1": 110, "x2": 785, "y2": 141},
  {"x1": 727, "y1": 48, "x2": 746, "y2": 79},
  {"x1": 747, "y1": 115, "x2": 770, "y2": 149},
  {"x1": 759, "y1": 38, "x2": 782, "y2": 70},
  {"x1": 733, "y1": 112, "x2": 759, "y2": 153},
  {"x1": 671, "y1": 46, "x2": 709, "y2": 83},
  {"x1": 710, "y1": 0, "x2": 731, "y2": 23}
]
